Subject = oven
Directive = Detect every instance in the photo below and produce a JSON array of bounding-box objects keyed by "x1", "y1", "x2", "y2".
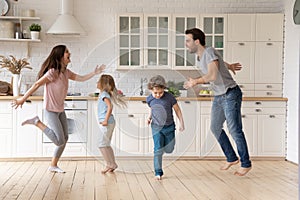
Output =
[{"x1": 42, "y1": 100, "x2": 88, "y2": 143}]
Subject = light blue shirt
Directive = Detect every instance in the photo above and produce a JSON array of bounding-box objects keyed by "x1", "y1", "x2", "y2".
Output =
[{"x1": 97, "y1": 91, "x2": 114, "y2": 124}]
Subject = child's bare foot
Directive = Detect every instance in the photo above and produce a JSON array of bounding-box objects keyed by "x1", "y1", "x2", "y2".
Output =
[
  {"x1": 155, "y1": 175, "x2": 162, "y2": 180},
  {"x1": 234, "y1": 167, "x2": 252, "y2": 176},
  {"x1": 108, "y1": 165, "x2": 118, "y2": 172},
  {"x1": 220, "y1": 160, "x2": 239, "y2": 170}
]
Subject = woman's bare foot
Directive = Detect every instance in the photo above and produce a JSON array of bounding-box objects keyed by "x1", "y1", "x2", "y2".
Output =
[
  {"x1": 155, "y1": 175, "x2": 162, "y2": 180},
  {"x1": 108, "y1": 165, "x2": 118, "y2": 173},
  {"x1": 101, "y1": 166, "x2": 111, "y2": 174},
  {"x1": 234, "y1": 167, "x2": 252, "y2": 176},
  {"x1": 220, "y1": 160, "x2": 239, "y2": 170}
]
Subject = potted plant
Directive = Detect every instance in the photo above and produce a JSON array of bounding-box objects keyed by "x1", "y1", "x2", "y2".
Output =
[{"x1": 29, "y1": 23, "x2": 41, "y2": 40}]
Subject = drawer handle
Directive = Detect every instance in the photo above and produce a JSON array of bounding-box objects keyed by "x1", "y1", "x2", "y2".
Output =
[
  {"x1": 255, "y1": 102, "x2": 262, "y2": 105},
  {"x1": 266, "y1": 42, "x2": 273, "y2": 46},
  {"x1": 266, "y1": 85, "x2": 272, "y2": 88},
  {"x1": 255, "y1": 109, "x2": 262, "y2": 112},
  {"x1": 184, "y1": 101, "x2": 190, "y2": 104},
  {"x1": 142, "y1": 101, "x2": 147, "y2": 104},
  {"x1": 238, "y1": 43, "x2": 245, "y2": 46},
  {"x1": 241, "y1": 115, "x2": 246, "y2": 118},
  {"x1": 266, "y1": 92, "x2": 272, "y2": 95},
  {"x1": 25, "y1": 100, "x2": 32, "y2": 103},
  {"x1": 128, "y1": 114, "x2": 134, "y2": 117},
  {"x1": 239, "y1": 84, "x2": 244, "y2": 88},
  {"x1": 269, "y1": 115, "x2": 275, "y2": 118}
]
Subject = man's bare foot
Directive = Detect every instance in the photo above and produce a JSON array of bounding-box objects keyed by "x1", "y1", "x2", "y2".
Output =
[
  {"x1": 155, "y1": 175, "x2": 162, "y2": 180},
  {"x1": 220, "y1": 160, "x2": 239, "y2": 170},
  {"x1": 234, "y1": 167, "x2": 252, "y2": 176},
  {"x1": 101, "y1": 166, "x2": 111, "y2": 174}
]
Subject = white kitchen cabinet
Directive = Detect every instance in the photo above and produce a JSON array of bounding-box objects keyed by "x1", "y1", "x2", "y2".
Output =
[
  {"x1": 173, "y1": 15, "x2": 198, "y2": 70},
  {"x1": 118, "y1": 14, "x2": 143, "y2": 69},
  {"x1": 144, "y1": 14, "x2": 172, "y2": 69},
  {"x1": 175, "y1": 101, "x2": 200, "y2": 156},
  {"x1": 0, "y1": 101, "x2": 13, "y2": 157},
  {"x1": 255, "y1": 14, "x2": 284, "y2": 42},
  {"x1": 200, "y1": 14, "x2": 227, "y2": 58},
  {"x1": 13, "y1": 100, "x2": 42, "y2": 157},
  {"x1": 227, "y1": 14, "x2": 256, "y2": 42}
]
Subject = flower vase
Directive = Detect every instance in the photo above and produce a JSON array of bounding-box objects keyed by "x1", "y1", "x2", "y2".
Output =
[{"x1": 12, "y1": 74, "x2": 22, "y2": 96}]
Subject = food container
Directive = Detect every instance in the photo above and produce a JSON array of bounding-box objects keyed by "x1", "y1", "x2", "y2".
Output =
[{"x1": 0, "y1": 20, "x2": 14, "y2": 38}]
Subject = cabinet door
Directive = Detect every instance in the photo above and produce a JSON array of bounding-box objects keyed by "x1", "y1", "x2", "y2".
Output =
[
  {"x1": 227, "y1": 14, "x2": 255, "y2": 41},
  {"x1": 118, "y1": 15, "x2": 143, "y2": 69},
  {"x1": 257, "y1": 114, "x2": 285, "y2": 156},
  {"x1": 13, "y1": 101, "x2": 42, "y2": 157},
  {"x1": 226, "y1": 42, "x2": 255, "y2": 84},
  {"x1": 175, "y1": 101, "x2": 200, "y2": 156},
  {"x1": 0, "y1": 101, "x2": 13, "y2": 157},
  {"x1": 200, "y1": 15, "x2": 226, "y2": 58},
  {"x1": 241, "y1": 114, "x2": 257, "y2": 156},
  {"x1": 144, "y1": 15, "x2": 171, "y2": 69},
  {"x1": 115, "y1": 113, "x2": 144, "y2": 156},
  {"x1": 173, "y1": 15, "x2": 198, "y2": 70},
  {"x1": 255, "y1": 14, "x2": 284, "y2": 41},
  {"x1": 254, "y1": 42, "x2": 283, "y2": 83}
]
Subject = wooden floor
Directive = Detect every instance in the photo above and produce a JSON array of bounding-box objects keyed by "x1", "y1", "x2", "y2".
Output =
[{"x1": 0, "y1": 159, "x2": 298, "y2": 200}]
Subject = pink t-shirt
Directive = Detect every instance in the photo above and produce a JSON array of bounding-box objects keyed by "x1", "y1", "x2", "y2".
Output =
[{"x1": 43, "y1": 68, "x2": 75, "y2": 112}]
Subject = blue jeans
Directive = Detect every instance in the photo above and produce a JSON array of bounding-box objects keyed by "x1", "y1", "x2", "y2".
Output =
[
  {"x1": 211, "y1": 86, "x2": 251, "y2": 168},
  {"x1": 151, "y1": 123, "x2": 176, "y2": 176}
]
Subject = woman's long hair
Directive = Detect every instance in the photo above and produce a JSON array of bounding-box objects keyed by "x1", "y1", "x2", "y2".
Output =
[
  {"x1": 97, "y1": 74, "x2": 127, "y2": 108},
  {"x1": 37, "y1": 45, "x2": 66, "y2": 79}
]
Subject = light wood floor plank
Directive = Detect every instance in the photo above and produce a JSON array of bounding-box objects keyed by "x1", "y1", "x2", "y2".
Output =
[{"x1": 0, "y1": 159, "x2": 297, "y2": 200}]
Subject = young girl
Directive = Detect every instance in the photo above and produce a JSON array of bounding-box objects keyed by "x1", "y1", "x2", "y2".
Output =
[
  {"x1": 146, "y1": 75, "x2": 185, "y2": 180},
  {"x1": 96, "y1": 74, "x2": 126, "y2": 173},
  {"x1": 12, "y1": 45, "x2": 105, "y2": 173}
]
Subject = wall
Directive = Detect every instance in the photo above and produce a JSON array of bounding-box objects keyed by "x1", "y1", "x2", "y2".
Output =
[
  {"x1": 2, "y1": 0, "x2": 297, "y2": 162},
  {"x1": 283, "y1": 0, "x2": 299, "y2": 164}
]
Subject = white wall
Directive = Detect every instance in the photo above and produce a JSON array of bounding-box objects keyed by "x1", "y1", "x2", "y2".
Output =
[
  {"x1": 2, "y1": 0, "x2": 298, "y2": 162},
  {"x1": 283, "y1": 0, "x2": 300, "y2": 164}
]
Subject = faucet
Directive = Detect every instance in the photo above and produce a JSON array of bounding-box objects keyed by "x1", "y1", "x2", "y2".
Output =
[{"x1": 140, "y1": 78, "x2": 147, "y2": 96}]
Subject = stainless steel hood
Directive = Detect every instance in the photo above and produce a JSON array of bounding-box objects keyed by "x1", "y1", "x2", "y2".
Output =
[{"x1": 47, "y1": 0, "x2": 86, "y2": 35}]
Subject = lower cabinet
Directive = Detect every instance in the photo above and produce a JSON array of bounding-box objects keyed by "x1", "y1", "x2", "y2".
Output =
[
  {"x1": 13, "y1": 100, "x2": 43, "y2": 157},
  {"x1": 0, "y1": 101, "x2": 13, "y2": 157}
]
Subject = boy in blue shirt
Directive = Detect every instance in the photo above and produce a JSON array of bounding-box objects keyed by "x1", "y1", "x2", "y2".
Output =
[{"x1": 146, "y1": 75, "x2": 185, "y2": 180}]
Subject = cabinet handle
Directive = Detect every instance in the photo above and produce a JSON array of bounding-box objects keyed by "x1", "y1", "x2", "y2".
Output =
[
  {"x1": 255, "y1": 101, "x2": 262, "y2": 105},
  {"x1": 266, "y1": 85, "x2": 272, "y2": 88},
  {"x1": 255, "y1": 109, "x2": 262, "y2": 112},
  {"x1": 238, "y1": 42, "x2": 245, "y2": 46},
  {"x1": 269, "y1": 115, "x2": 276, "y2": 118},
  {"x1": 142, "y1": 101, "x2": 147, "y2": 104},
  {"x1": 241, "y1": 115, "x2": 246, "y2": 118},
  {"x1": 266, "y1": 92, "x2": 272, "y2": 95},
  {"x1": 128, "y1": 114, "x2": 134, "y2": 117},
  {"x1": 25, "y1": 100, "x2": 32, "y2": 103},
  {"x1": 184, "y1": 101, "x2": 190, "y2": 104},
  {"x1": 266, "y1": 42, "x2": 273, "y2": 46},
  {"x1": 239, "y1": 84, "x2": 244, "y2": 88}
]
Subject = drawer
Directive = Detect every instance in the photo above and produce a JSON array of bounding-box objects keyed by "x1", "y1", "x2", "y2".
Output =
[
  {"x1": 254, "y1": 90, "x2": 282, "y2": 97},
  {"x1": 255, "y1": 84, "x2": 282, "y2": 91},
  {"x1": 238, "y1": 84, "x2": 255, "y2": 90},
  {"x1": 242, "y1": 101, "x2": 286, "y2": 108},
  {"x1": 127, "y1": 101, "x2": 149, "y2": 114},
  {"x1": 242, "y1": 107, "x2": 286, "y2": 115},
  {"x1": 241, "y1": 90, "x2": 255, "y2": 97}
]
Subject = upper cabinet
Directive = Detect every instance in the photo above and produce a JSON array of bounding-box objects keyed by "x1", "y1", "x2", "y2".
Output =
[
  {"x1": 173, "y1": 15, "x2": 198, "y2": 70},
  {"x1": 200, "y1": 15, "x2": 227, "y2": 58},
  {"x1": 256, "y1": 14, "x2": 284, "y2": 42},
  {"x1": 227, "y1": 14, "x2": 256, "y2": 41},
  {"x1": 144, "y1": 15, "x2": 171, "y2": 69}
]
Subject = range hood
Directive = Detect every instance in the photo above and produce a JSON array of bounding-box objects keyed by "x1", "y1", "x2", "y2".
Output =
[{"x1": 47, "y1": 0, "x2": 86, "y2": 35}]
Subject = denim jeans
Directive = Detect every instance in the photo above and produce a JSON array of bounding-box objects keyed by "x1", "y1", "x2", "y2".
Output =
[
  {"x1": 151, "y1": 123, "x2": 176, "y2": 176},
  {"x1": 211, "y1": 86, "x2": 251, "y2": 168}
]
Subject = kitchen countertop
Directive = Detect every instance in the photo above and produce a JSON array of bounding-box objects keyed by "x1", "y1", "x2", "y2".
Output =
[{"x1": 0, "y1": 95, "x2": 288, "y2": 101}]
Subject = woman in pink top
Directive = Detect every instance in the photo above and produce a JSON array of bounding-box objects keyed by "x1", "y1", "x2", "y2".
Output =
[{"x1": 12, "y1": 45, "x2": 105, "y2": 173}]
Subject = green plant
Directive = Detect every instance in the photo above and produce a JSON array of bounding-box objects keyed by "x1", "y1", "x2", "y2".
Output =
[
  {"x1": 167, "y1": 87, "x2": 180, "y2": 97},
  {"x1": 29, "y1": 23, "x2": 41, "y2": 32}
]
